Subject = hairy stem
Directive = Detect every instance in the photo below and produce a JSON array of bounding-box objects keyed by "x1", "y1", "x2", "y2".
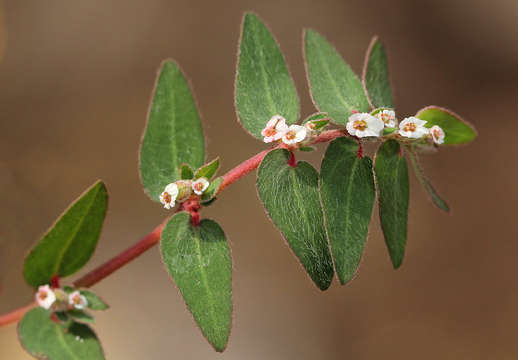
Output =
[{"x1": 0, "y1": 129, "x2": 346, "y2": 327}]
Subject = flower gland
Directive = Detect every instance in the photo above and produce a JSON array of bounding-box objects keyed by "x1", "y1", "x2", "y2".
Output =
[
  {"x1": 159, "y1": 183, "x2": 179, "y2": 210},
  {"x1": 398, "y1": 117, "x2": 429, "y2": 139},
  {"x1": 69, "y1": 290, "x2": 88, "y2": 310},
  {"x1": 35, "y1": 285, "x2": 56, "y2": 310},
  {"x1": 261, "y1": 115, "x2": 289, "y2": 143},
  {"x1": 376, "y1": 109, "x2": 396, "y2": 128},
  {"x1": 192, "y1": 177, "x2": 209, "y2": 195},
  {"x1": 430, "y1": 125, "x2": 445, "y2": 144},
  {"x1": 346, "y1": 113, "x2": 384, "y2": 138},
  {"x1": 353, "y1": 119, "x2": 367, "y2": 131},
  {"x1": 282, "y1": 124, "x2": 307, "y2": 145}
]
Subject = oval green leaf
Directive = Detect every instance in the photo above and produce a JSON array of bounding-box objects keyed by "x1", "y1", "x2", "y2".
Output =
[
  {"x1": 320, "y1": 137, "x2": 375, "y2": 284},
  {"x1": 23, "y1": 181, "x2": 108, "y2": 289},
  {"x1": 195, "y1": 158, "x2": 220, "y2": 180},
  {"x1": 235, "y1": 12, "x2": 300, "y2": 139},
  {"x1": 374, "y1": 140, "x2": 409, "y2": 269},
  {"x1": 140, "y1": 60, "x2": 205, "y2": 202},
  {"x1": 363, "y1": 37, "x2": 393, "y2": 109},
  {"x1": 160, "y1": 212, "x2": 232, "y2": 352},
  {"x1": 257, "y1": 149, "x2": 334, "y2": 290},
  {"x1": 81, "y1": 290, "x2": 109, "y2": 311},
  {"x1": 18, "y1": 308, "x2": 104, "y2": 360},
  {"x1": 415, "y1": 106, "x2": 476, "y2": 145},
  {"x1": 201, "y1": 177, "x2": 223, "y2": 202},
  {"x1": 304, "y1": 29, "x2": 370, "y2": 125}
]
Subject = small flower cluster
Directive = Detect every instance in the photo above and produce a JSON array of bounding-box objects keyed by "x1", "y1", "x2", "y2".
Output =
[
  {"x1": 261, "y1": 115, "x2": 328, "y2": 146},
  {"x1": 35, "y1": 284, "x2": 88, "y2": 310},
  {"x1": 345, "y1": 109, "x2": 445, "y2": 144},
  {"x1": 159, "y1": 178, "x2": 209, "y2": 209}
]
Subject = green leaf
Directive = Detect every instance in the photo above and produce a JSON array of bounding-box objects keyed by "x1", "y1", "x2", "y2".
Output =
[
  {"x1": 180, "y1": 164, "x2": 194, "y2": 180},
  {"x1": 201, "y1": 177, "x2": 223, "y2": 202},
  {"x1": 407, "y1": 149, "x2": 450, "y2": 212},
  {"x1": 68, "y1": 310, "x2": 95, "y2": 324},
  {"x1": 257, "y1": 149, "x2": 334, "y2": 290},
  {"x1": 363, "y1": 37, "x2": 393, "y2": 108},
  {"x1": 303, "y1": 112, "x2": 330, "y2": 130},
  {"x1": 319, "y1": 137, "x2": 375, "y2": 284},
  {"x1": 195, "y1": 158, "x2": 220, "y2": 180},
  {"x1": 382, "y1": 127, "x2": 397, "y2": 136},
  {"x1": 140, "y1": 60, "x2": 205, "y2": 202},
  {"x1": 81, "y1": 290, "x2": 109, "y2": 311},
  {"x1": 415, "y1": 106, "x2": 477, "y2": 145},
  {"x1": 23, "y1": 181, "x2": 108, "y2": 289},
  {"x1": 304, "y1": 29, "x2": 370, "y2": 125},
  {"x1": 18, "y1": 308, "x2": 104, "y2": 360},
  {"x1": 305, "y1": 112, "x2": 329, "y2": 122},
  {"x1": 374, "y1": 140, "x2": 409, "y2": 268},
  {"x1": 235, "y1": 12, "x2": 300, "y2": 139},
  {"x1": 160, "y1": 212, "x2": 232, "y2": 352}
]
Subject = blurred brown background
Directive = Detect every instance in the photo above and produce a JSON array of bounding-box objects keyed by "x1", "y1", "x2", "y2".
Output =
[{"x1": 0, "y1": 0, "x2": 517, "y2": 359}]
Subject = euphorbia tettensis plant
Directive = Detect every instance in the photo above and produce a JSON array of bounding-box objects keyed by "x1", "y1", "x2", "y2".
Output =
[{"x1": 0, "y1": 13, "x2": 476, "y2": 358}]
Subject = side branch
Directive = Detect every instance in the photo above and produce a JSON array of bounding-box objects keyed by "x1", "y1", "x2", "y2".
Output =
[{"x1": 0, "y1": 129, "x2": 346, "y2": 327}]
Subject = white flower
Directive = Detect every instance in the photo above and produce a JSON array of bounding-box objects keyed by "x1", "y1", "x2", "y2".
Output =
[
  {"x1": 376, "y1": 109, "x2": 396, "y2": 128},
  {"x1": 398, "y1": 117, "x2": 429, "y2": 139},
  {"x1": 192, "y1": 177, "x2": 209, "y2": 195},
  {"x1": 430, "y1": 125, "x2": 445, "y2": 144},
  {"x1": 346, "y1": 113, "x2": 384, "y2": 138},
  {"x1": 35, "y1": 285, "x2": 56, "y2": 310},
  {"x1": 282, "y1": 124, "x2": 307, "y2": 145},
  {"x1": 69, "y1": 291, "x2": 88, "y2": 310},
  {"x1": 261, "y1": 115, "x2": 289, "y2": 143},
  {"x1": 159, "y1": 183, "x2": 179, "y2": 210}
]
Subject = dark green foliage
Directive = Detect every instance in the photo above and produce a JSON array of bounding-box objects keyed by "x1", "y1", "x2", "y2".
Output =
[
  {"x1": 257, "y1": 149, "x2": 334, "y2": 290},
  {"x1": 320, "y1": 137, "x2": 375, "y2": 284}
]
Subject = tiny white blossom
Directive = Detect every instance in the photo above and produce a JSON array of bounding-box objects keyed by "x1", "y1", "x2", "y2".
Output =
[
  {"x1": 261, "y1": 115, "x2": 289, "y2": 143},
  {"x1": 430, "y1": 125, "x2": 445, "y2": 144},
  {"x1": 159, "y1": 183, "x2": 179, "y2": 210},
  {"x1": 376, "y1": 109, "x2": 396, "y2": 128},
  {"x1": 192, "y1": 177, "x2": 209, "y2": 195},
  {"x1": 35, "y1": 285, "x2": 56, "y2": 310},
  {"x1": 69, "y1": 290, "x2": 88, "y2": 310},
  {"x1": 398, "y1": 117, "x2": 429, "y2": 139},
  {"x1": 282, "y1": 124, "x2": 307, "y2": 145},
  {"x1": 346, "y1": 113, "x2": 384, "y2": 138}
]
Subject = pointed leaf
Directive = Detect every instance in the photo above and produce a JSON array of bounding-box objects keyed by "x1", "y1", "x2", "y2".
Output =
[
  {"x1": 257, "y1": 149, "x2": 334, "y2": 290},
  {"x1": 23, "y1": 181, "x2": 108, "y2": 289},
  {"x1": 195, "y1": 158, "x2": 220, "y2": 180},
  {"x1": 304, "y1": 29, "x2": 370, "y2": 125},
  {"x1": 140, "y1": 60, "x2": 205, "y2": 202},
  {"x1": 407, "y1": 150, "x2": 450, "y2": 212},
  {"x1": 235, "y1": 12, "x2": 300, "y2": 139},
  {"x1": 416, "y1": 106, "x2": 476, "y2": 145},
  {"x1": 320, "y1": 137, "x2": 375, "y2": 284},
  {"x1": 180, "y1": 164, "x2": 195, "y2": 180},
  {"x1": 80, "y1": 290, "x2": 109, "y2": 311},
  {"x1": 160, "y1": 212, "x2": 232, "y2": 352},
  {"x1": 374, "y1": 140, "x2": 409, "y2": 268},
  {"x1": 201, "y1": 177, "x2": 223, "y2": 202},
  {"x1": 363, "y1": 37, "x2": 393, "y2": 108},
  {"x1": 18, "y1": 308, "x2": 104, "y2": 360}
]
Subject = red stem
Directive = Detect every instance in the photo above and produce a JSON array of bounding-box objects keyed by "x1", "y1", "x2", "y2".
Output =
[{"x1": 0, "y1": 129, "x2": 346, "y2": 327}]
